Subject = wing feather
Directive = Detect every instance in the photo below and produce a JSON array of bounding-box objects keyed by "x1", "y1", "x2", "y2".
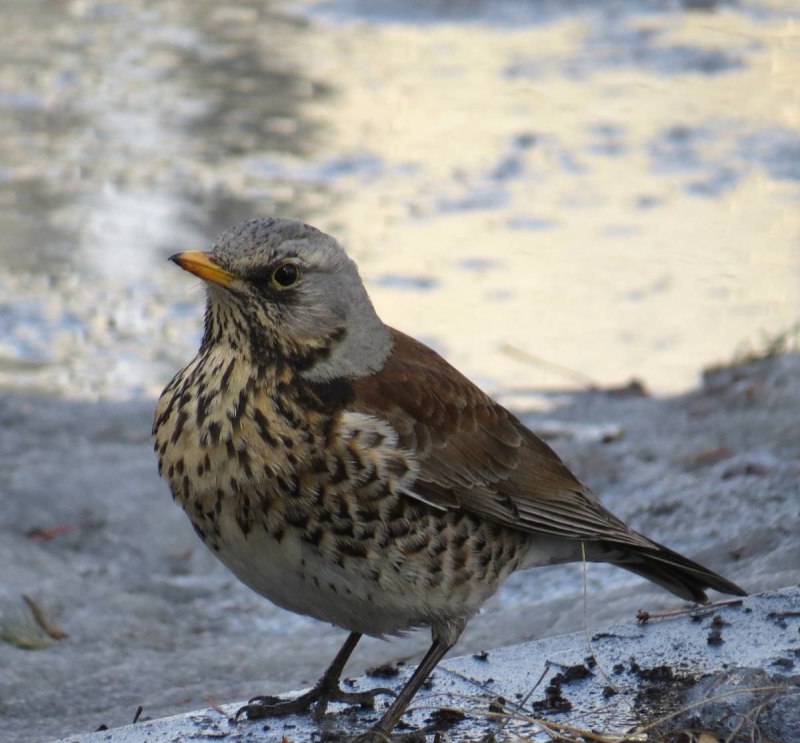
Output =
[
  {"x1": 350, "y1": 328, "x2": 746, "y2": 602},
  {"x1": 351, "y1": 329, "x2": 634, "y2": 542}
]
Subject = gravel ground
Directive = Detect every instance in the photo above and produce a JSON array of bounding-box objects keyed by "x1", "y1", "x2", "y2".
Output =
[{"x1": 1, "y1": 352, "x2": 798, "y2": 743}]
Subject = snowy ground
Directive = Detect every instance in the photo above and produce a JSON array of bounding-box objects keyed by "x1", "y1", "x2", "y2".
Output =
[{"x1": 57, "y1": 587, "x2": 800, "y2": 743}]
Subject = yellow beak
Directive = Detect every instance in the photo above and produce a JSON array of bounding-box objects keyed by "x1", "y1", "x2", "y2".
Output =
[{"x1": 169, "y1": 251, "x2": 237, "y2": 287}]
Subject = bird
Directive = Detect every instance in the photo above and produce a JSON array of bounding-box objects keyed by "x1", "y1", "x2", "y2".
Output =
[{"x1": 153, "y1": 217, "x2": 746, "y2": 740}]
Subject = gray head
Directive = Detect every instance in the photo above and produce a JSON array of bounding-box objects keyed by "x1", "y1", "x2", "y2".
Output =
[{"x1": 171, "y1": 218, "x2": 392, "y2": 380}]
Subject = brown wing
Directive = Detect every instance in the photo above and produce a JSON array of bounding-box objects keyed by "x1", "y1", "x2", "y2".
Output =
[
  {"x1": 351, "y1": 329, "x2": 747, "y2": 603},
  {"x1": 351, "y1": 329, "x2": 648, "y2": 547}
]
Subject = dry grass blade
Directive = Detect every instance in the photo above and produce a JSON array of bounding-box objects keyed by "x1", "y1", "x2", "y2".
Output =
[
  {"x1": 639, "y1": 599, "x2": 745, "y2": 623},
  {"x1": 0, "y1": 596, "x2": 54, "y2": 650},
  {"x1": 499, "y1": 343, "x2": 599, "y2": 389},
  {"x1": 0, "y1": 623, "x2": 50, "y2": 650},
  {"x1": 204, "y1": 696, "x2": 234, "y2": 721},
  {"x1": 22, "y1": 594, "x2": 68, "y2": 640}
]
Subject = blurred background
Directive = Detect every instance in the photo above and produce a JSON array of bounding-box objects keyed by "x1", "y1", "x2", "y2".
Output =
[
  {"x1": 1, "y1": 2, "x2": 799, "y2": 741},
  {"x1": 1, "y1": 0, "x2": 797, "y2": 402}
]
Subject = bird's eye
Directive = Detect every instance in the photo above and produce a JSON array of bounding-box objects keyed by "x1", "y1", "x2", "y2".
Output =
[{"x1": 271, "y1": 263, "x2": 300, "y2": 289}]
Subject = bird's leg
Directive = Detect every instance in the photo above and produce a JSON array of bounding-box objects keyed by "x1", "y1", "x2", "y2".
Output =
[
  {"x1": 362, "y1": 635, "x2": 455, "y2": 740},
  {"x1": 237, "y1": 632, "x2": 394, "y2": 722}
]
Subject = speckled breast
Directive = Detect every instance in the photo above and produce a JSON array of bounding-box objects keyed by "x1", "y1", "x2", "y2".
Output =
[{"x1": 153, "y1": 348, "x2": 527, "y2": 636}]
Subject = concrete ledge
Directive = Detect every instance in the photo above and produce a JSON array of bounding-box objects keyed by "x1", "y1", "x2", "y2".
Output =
[{"x1": 56, "y1": 586, "x2": 800, "y2": 742}]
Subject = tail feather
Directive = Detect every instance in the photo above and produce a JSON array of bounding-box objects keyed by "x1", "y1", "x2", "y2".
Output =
[{"x1": 595, "y1": 537, "x2": 746, "y2": 604}]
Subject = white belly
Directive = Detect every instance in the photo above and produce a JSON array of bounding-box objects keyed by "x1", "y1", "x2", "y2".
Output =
[{"x1": 211, "y1": 510, "x2": 433, "y2": 638}]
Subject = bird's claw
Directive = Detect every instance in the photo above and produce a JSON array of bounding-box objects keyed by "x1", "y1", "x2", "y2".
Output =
[
  {"x1": 235, "y1": 693, "x2": 308, "y2": 721},
  {"x1": 328, "y1": 686, "x2": 395, "y2": 710},
  {"x1": 236, "y1": 684, "x2": 395, "y2": 722}
]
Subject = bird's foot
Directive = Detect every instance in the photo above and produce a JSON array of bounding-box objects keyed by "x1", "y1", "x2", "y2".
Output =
[{"x1": 236, "y1": 681, "x2": 394, "y2": 723}]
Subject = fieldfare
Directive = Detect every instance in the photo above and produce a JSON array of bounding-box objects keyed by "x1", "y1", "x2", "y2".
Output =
[{"x1": 153, "y1": 218, "x2": 745, "y2": 739}]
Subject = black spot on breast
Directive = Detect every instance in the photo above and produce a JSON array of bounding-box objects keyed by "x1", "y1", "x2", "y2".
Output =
[
  {"x1": 257, "y1": 489, "x2": 274, "y2": 514},
  {"x1": 207, "y1": 421, "x2": 222, "y2": 446},
  {"x1": 219, "y1": 357, "x2": 236, "y2": 390},
  {"x1": 388, "y1": 520, "x2": 411, "y2": 538},
  {"x1": 386, "y1": 498, "x2": 406, "y2": 522},
  {"x1": 332, "y1": 520, "x2": 355, "y2": 538},
  {"x1": 452, "y1": 550, "x2": 468, "y2": 571},
  {"x1": 305, "y1": 526, "x2": 325, "y2": 546},
  {"x1": 252, "y1": 409, "x2": 278, "y2": 447},
  {"x1": 171, "y1": 410, "x2": 188, "y2": 444},
  {"x1": 229, "y1": 383, "x2": 253, "y2": 430},
  {"x1": 310, "y1": 456, "x2": 328, "y2": 474},
  {"x1": 331, "y1": 457, "x2": 348, "y2": 484},
  {"x1": 339, "y1": 539, "x2": 368, "y2": 559},
  {"x1": 321, "y1": 418, "x2": 336, "y2": 446},
  {"x1": 273, "y1": 394, "x2": 302, "y2": 428},
  {"x1": 237, "y1": 448, "x2": 253, "y2": 478},
  {"x1": 356, "y1": 506, "x2": 381, "y2": 524},
  {"x1": 236, "y1": 505, "x2": 252, "y2": 537},
  {"x1": 153, "y1": 396, "x2": 175, "y2": 434},
  {"x1": 429, "y1": 536, "x2": 447, "y2": 557},
  {"x1": 400, "y1": 532, "x2": 428, "y2": 555},
  {"x1": 196, "y1": 392, "x2": 211, "y2": 428},
  {"x1": 285, "y1": 509, "x2": 310, "y2": 530}
]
